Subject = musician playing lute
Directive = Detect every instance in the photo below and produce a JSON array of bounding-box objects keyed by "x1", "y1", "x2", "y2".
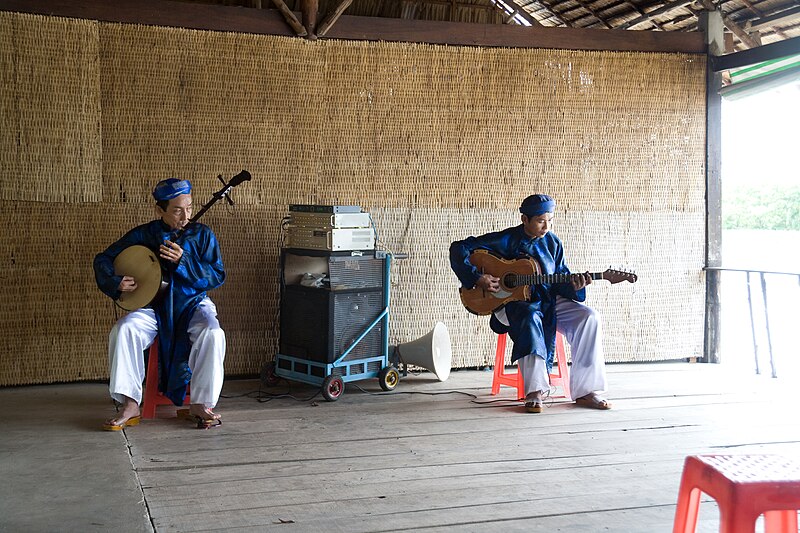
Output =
[
  {"x1": 449, "y1": 194, "x2": 611, "y2": 413},
  {"x1": 94, "y1": 178, "x2": 226, "y2": 430}
]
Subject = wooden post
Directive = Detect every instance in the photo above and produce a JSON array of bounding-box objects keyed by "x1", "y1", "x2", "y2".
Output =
[
  {"x1": 302, "y1": 0, "x2": 318, "y2": 40},
  {"x1": 700, "y1": 10, "x2": 723, "y2": 365}
]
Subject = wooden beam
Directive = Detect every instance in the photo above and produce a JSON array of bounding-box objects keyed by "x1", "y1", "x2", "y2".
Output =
[
  {"x1": 497, "y1": 0, "x2": 543, "y2": 26},
  {"x1": 317, "y1": 0, "x2": 352, "y2": 37},
  {"x1": 617, "y1": 0, "x2": 666, "y2": 31},
  {"x1": 325, "y1": 14, "x2": 705, "y2": 53},
  {"x1": 0, "y1": 0, "x2": 295, "y2": 36},
  {"x1": 529, "y1": 0, "x2": 570, "y2": 26},
  {"x1": 0, "y1": 0, "x2": 705, "y2": 53},
  {"x1": 697, "y1": 1, "x2": 760, "y2": 49},
  {"x1": 271, "y1": 0, "x2": 307, "y2": 36},
  {"x1": 713, "y1": 34, "x2": 800, "y2": 70},
  {"x1": 570, "y1": 0, "x2": 613, "y2": 29},
  {"x1": 617, "y1": 0, "x2": 694, "y2": 30},
  {"x1": 746, "y1": 5, "x2": 800, "y2": 32}
]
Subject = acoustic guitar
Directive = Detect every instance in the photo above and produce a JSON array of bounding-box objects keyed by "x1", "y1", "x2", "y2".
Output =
[
  {"x1": 113, "y1": 170, "x2": 251, "y2": 311},
  {"x1": 459, "y1": 249, "x2": 637, "y2": 315}
]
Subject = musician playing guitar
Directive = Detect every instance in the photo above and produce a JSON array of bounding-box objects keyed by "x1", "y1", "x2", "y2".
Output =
[
  {"x1": 94, "y1": 178, "x2": 226, "y2": 430},
  {"x1": 449, "y1": 194, "x2": 611, "y2": 414}
]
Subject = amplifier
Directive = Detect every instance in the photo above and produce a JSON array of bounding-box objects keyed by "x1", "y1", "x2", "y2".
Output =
[
  {"x1": 289, "y1": 204, "x2": 361, "y2": 214},
  {"x1": 286, "y1": 226, "x2": 375, "y2": 251},
  {"x1": 289, "y1": 212, "x2": 371, "y2": 229}
]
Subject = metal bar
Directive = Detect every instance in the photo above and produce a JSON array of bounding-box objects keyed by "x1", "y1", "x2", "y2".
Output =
[
  {"x1": 746, "y1": 271, "x2": 760, "y2": 375},
  {"x1": 332, "y1": 307, "x2": 389, "y2": 367},
  {"x1": 705, "y1": 266, "x2": 800, "y2": 276},
  {"x1": 760, "y1": 273, "x2": 777, "y2": 378},
  {"x1": 382, "y1": 254, "x2": 392, "y2": 367}
]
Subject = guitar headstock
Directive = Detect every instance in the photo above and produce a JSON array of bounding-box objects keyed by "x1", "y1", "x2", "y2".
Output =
[{"x1": 602, "y1": 269, "x2": 637, "y2": 284}]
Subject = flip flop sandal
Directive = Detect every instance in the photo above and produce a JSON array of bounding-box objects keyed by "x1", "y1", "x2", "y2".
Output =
[
  {"x1": 574, "y1": 397, "x2": 612, "y2": 410},
  {"x1": 102, "y1": 415, "x2": 141, "y2": 431},
  {"x1": 177, "y1": 409, "x2": 223, "y2": 430},
  {"x1": 525, "y1": 401, "x2": 543, "y2": 413}
]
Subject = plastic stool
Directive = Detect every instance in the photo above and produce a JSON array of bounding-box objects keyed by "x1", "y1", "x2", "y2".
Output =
[
  {"x1": 673, "y1": 454, "x2": 800, "y2": 533},
  {"x1": 491, "y1": 332, "x2": 571, "y2": 401},
  {"x1": 141, "y1": 340, "x2": 190, "y2": 419}
]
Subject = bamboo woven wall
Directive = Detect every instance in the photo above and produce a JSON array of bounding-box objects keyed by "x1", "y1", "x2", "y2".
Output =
[{"x1": 0, "y1": 11, "x2": 706, "y2": 385}]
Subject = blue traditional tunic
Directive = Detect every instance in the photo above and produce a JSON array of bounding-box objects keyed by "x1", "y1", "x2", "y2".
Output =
[
  {"x1": 449, "y1": 225, "x2": 584, "y2": 371},
  {"x1": 94, "y1": 220, "x2": 226, "y2": 405}
]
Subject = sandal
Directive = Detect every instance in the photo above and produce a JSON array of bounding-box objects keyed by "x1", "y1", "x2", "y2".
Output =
[
  {"x1": 102, "y1": 415, "x2": 141, "y2": 431},
  {"x1": 574, "y1": 394, "x2": 612, "y2": 410},
  {"x1": 177, "y1": 409, "x2": 223, "y2": 430},
  {"x1": 525, "y1": 400, "x2": 543, "y2": 413}
]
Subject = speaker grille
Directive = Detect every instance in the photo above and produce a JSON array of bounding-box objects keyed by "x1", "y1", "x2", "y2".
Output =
[{"x1": 333, "y1": 291, "x2": 384, "y2": 362}]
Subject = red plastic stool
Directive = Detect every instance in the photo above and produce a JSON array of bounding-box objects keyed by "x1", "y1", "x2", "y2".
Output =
[
  {"x1": 141, "y1": 340, "x2": 190, "y2": 419},
  {"x1": 490, "y1": 332, "x2": 571, "y2": 401},
  {"x1": 673, "y1": 454, "x2": 800, "y2": 533}
]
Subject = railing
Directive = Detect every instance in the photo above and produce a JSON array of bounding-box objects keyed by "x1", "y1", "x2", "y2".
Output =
[{"x1": 707, "y1": 266, "x2": 800, "y2": 378}]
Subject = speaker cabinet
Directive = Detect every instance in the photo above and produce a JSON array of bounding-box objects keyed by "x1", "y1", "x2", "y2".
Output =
[{"x1": 279, "y1": 264, "x2": 386, "y2": 364}]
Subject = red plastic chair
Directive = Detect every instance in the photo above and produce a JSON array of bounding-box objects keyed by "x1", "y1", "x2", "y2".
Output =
[
  {"x1": 491, "y1": 332, "x2": 571, "y2": 401},
  {"x1": 141, "y1": 340, "x2": 190, "y2": 419},
  {"x1": 673, "y1": 454, "x2": 800, "y2": 533}
]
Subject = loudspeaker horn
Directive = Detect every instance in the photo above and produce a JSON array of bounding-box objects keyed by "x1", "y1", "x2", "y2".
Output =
[{"x1": 397, "y1": 321, "x2": 452, "y2": 381}]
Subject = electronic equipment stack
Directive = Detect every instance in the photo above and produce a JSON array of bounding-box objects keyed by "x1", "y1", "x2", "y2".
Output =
[{"x1": 269, "y1": 205, "x2": 398, "y2": 400}]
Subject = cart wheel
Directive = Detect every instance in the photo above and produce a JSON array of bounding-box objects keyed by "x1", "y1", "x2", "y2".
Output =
[
  {"x1": 260, "y1": 361, "x2": 280, "y2": 387},
  {"x1": 322, "y1": 375, "x2": 344, "y2": 401},
  {"x1": 378, "y1": 366, "x2": 400, "y2": 391}
]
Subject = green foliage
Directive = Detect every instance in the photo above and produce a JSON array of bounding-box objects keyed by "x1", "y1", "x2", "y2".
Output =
[{"x1": 723, "y1": 184, "x2": 800, "y2": 231}]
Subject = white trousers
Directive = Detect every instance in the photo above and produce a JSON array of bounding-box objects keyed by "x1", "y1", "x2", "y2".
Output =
[
  {"x1": 108, "y1": 297, "x2": 226, "y2": 408},
  {"x1": 517, "y1": 296, "x2": 607, "y2": 399}
]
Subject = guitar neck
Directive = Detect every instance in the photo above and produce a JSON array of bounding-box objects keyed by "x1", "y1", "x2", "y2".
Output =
[{"x1": 513, "y1": 272, "x2": 605, "y2": 286}]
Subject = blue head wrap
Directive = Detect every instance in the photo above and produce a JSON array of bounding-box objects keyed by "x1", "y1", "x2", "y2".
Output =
[
  {"x1": 152, "y1": 178, "x2": 192, "y2": 202},
  {"x1": 519, "y1": 194, "x2": 556, "y2": 217}
]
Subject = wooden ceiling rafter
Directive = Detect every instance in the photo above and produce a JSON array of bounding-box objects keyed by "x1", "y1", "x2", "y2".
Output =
[
  {"x1": 271, "y1": 0, "x2": 307, "y2": 36},
  {"x1": 616, "y1": 0, "x2": 668, "y2": 29},
  {"x1": 616, "y1": 0, "x2": 694, "y2": 29},
  {"x1": 496, "y1": 0, "x2": 544, "y2": 25},
  {"x1": 698, "y1": 0, "x2": 761, "y2": 48},
  {"x1": 317, "y1": 0, "x2": 353, "y2": 36},
  {"x1": 532, "y1": 0, "x2": 574, "y2": 25}
]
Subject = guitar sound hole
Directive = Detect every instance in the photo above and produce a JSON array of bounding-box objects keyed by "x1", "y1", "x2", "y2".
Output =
[{"x1": 504, "y1": 274, "x2": 517, "y2": 288}]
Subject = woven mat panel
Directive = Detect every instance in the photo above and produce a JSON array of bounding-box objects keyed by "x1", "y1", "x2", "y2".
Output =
[
  {"x1": 0, "y1": 13, "x2": 707, "y2": 384},
  {"x1": 0, "y1": 202, "x2": 152, "y2": 386},
  {"x1": 200, "y1": 205, "x2": 285, "y2": 375},
  {"x1": 371, "y1": 207, "x2": 704, "y2": 368},
  {"x1": 0, "y1": 13, "x2": 102, "y2": 203},
  {"x1": 99, "y1": 24, "x2": 324, "y2": 205}
]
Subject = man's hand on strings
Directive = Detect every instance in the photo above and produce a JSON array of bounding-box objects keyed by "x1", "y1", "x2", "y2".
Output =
[
  {"x1": 570, "y1": 272, "x2": 592, "y2": 291},
  {"x1": 118, "y1": 276, "x2": 137, "y2": 293},
  {"x1": 476, "y1": 273, "x2": 501, "y2": 293},
  {"x1": 159, "y1": 240, "x2": 184, "y2": 264}
]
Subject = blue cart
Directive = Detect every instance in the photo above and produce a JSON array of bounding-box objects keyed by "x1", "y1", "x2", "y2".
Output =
[{"x1": 264, "y1": 250, "x2": 402, "y2": 401}]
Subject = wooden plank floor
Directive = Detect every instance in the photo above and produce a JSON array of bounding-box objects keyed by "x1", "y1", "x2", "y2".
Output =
[{"x1": 124, "y1": 363, "x2": 799, "y2": 532}]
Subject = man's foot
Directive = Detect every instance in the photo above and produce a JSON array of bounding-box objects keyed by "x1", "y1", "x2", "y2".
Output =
[
  {"x1": 575, "y1": 392, "x2": 612, "y2": 410},
  {"x1": 177, "y1": 405, "x2": 222, "y2": 429},
  {"x1": 524, "y1": 391, "x2": 544, "y2": 413},
  {"x1": 103, "y1": 398, "x2": 141, "y2": 431},
  {"x1": 189, "y1": 404, "x2": 221, "y2": 421}
]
